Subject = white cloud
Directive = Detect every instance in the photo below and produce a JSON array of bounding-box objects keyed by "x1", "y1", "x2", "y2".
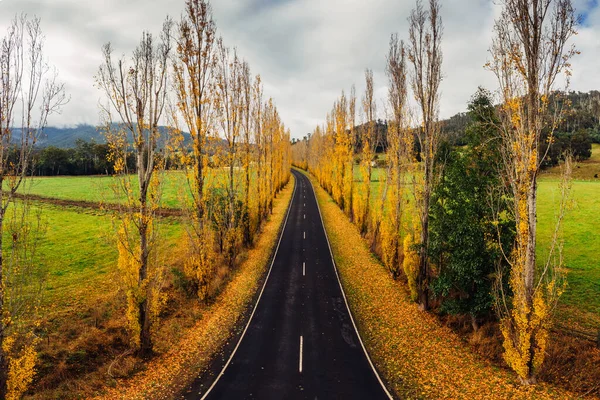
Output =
[{"x1": 0, "y1": 0, "x2": 597, "y2": 139}]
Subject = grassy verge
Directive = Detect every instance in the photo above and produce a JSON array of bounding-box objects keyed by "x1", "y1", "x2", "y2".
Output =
[
  {"x1": 91, "y1": 174, "x2": 295, "y2": 400},
  {"x1": 303, "y1": 168, "x2": 574, "y2": 399}
]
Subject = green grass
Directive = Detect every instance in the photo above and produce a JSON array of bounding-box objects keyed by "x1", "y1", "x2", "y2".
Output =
[
  {"x1": 4, "y1": 203, "x2": 183, "y2": 315},
  {"x1": 537, "y1": 178, "x2": 600, "y2": 330},
  {"x1": 19, "y1": 172, "x2": 186, "y2": 208},
  {"x1": 16, "y1": 168, "x2": 255, "y2": 209}
]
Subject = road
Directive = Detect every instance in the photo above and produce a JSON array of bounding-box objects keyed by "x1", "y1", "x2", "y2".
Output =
[{"x1": 195, "y1": 169, "x2": 391, "y2": 400}]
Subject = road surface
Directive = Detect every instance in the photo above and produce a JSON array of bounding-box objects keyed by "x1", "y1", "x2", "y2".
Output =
[{"x1": 194, "y1": 169, "x2": 391, "y2": 400}]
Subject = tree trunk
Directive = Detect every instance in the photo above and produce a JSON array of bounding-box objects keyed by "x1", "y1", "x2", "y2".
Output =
[
  {"x1": 0, "y1": 207, "x2": 7, "y2": 399},
  {"x1": 418, "y1": 167, "x2": 431, "y2": 311},
  {"x1": 138, "y1": 164, "x2": 153, "y2": 357},
  {"x1": 196, "y1": 140, "x2": 205, "y2": 226},
  {"x1": 243, "y1": 146, "x2": 251, "y2": 244}
]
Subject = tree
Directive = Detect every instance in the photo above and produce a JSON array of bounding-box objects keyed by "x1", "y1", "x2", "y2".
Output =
[
  {"x1": 253, "y1": 75, "x2": 268, "y2": 222},
  {"x1": 407, "y1": 0, "x2": 443, "y2": 311},
  {"x1": 0, "y1": 14, "x2": 67, "y2": 399},
  {"x1": 331, "y1": 91, "x2": 349, "y2": 211},
  {"x1": 172, "y1": 0, "x2": 217, "y2": 300},
  {"x1": 347, "y1": 86, "x2": 357, "y2": 220},
  {"x1": 97, "y1": 18, "x2": 173, "y2": 357},
  {"x1": 214, "y1": 39, "x2": 244, "y2": 268},
  {"x1": 487, "y1": 0, "x2": 577, "y2": 384},
  {"x1": 356, "y1": 69, "x2": 377, "y2": 235},
  {"x1": 429, "y1": 88, "x2": 515, "y2": 330},
  {"x1": 381, "y1": 33, "x2": 410, "y2": 279},
  {"x1": 240, "y1": 61, "x2": 253, "y2": 245}
]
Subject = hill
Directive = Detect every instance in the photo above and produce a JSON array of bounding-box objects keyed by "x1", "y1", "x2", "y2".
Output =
[
  {"x1": 38, "y1": 125, "x2": 105, "y2": 147},
  {"x1": 35, "y1": 124, "x2": 192, "y2": 148}
]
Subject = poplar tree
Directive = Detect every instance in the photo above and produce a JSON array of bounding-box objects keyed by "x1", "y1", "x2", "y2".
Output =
[
  {"x1": 407, "y1": 0, "x2": 443, "y2": 311},
  {"x1": 487, "y1": 0, "x2": 577, "y2": 384},
  {"x1": 97, "y1": 18, "x2": 172, "y2": 357}
]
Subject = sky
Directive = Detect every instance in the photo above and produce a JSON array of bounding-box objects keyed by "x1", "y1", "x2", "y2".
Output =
[{"x1": 0, "y1": 0, "x2": 598, "y2": 139}]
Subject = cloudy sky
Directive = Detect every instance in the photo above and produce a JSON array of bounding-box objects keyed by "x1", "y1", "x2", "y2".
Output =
[{"x1": 0, "y1": 0, "x2": 598, "y2": 139}]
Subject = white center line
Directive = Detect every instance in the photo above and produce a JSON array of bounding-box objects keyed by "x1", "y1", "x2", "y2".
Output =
[
  {"x1": 299, "y1": 336, "x2": 304, "y2": 373},
  {"x1": 303, "y1": 231, "x2": 306, "y2": 239},
  {"x1": 303, "y1": 262, "x2": 305, "y2": 276},
  {"x1": 303, "y1": 214, "x2": 305, "y2": 219}
]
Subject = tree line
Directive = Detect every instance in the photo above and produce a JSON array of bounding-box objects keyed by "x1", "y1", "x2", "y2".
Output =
[
  {"x1": 0, "y1": 0, "x2": 292, "y2": 397},
  {"x1": 293, "y1": 0, "x2": 578, "y2": 386}
]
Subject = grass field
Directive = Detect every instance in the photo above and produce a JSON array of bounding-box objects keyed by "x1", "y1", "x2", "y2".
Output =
[
  {"x1": 16, "y1": 168, "x2": 254, "y2": 209},
  {"x1": 538, "y1": 179, "x2": 600, "y2": 331},
  {"x1": 18, "y1": 173, "x2": 187, "y2": 208},
  {"x1": 5, "y1": 203, "x2": 183, "y2": 317}
]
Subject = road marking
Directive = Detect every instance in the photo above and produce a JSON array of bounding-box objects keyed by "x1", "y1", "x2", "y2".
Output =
[
  {"x1": 303, "y1": 203, "x2": 305, "y2": 207},
  {"x1": 200, "y1": 174, "x2": 298, "y2": 399},
  {"x1": 304, "y1": 214, "x2": 305, "y2": 219},
  {"x1": 303, "y1": 231, "x2": 306, "y2": 239},
  {"x1": 299, "y1": 336, "x2": 304, "y2": 373},
  {"x1": 303, "y1": 262, "x2": 305, "y2": 276}
]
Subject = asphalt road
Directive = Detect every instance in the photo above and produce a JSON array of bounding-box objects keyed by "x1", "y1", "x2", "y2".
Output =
[{"x1": 198, "y1": 169, "x2": 391, "y2": 400}]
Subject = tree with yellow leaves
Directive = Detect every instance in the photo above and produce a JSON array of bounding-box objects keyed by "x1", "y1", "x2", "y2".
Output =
[
  {"x1": 172, "y1": 0, "x2": 218, "y2": 301},
  {"x1": 487, "y1": 0, "x2": 577, "y2": 384},
  {"x1": 252, "y1": 75, "x2": 268, "y2": 222},
  {"x1": 97, "y1": 18, "x2": 172, "y2": 357},
  {"x1": 0, "y1": 14, "x2": 67, "y2": 399},
  {"x1": 356, "y1": 69, "x2": 377, "y2": 235},
  {"x1": 381, "y1": 33, "x2": 410, "y2": 279},
  {"x1": 346, "y1": 86, "x2": 357, "y2": 221},
  {"x1": 214, "y1": 39, "x2": 244, "y2": 269},
  {"x1": 407, "y1": 0, "x2": 443, "y2": 311},
  {"x1": 241, "y1": 62, "x2": 254, "y2": 244}
]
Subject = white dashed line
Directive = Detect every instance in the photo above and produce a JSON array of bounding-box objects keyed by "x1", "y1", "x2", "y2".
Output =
[
  {"x1": 303, "y1": 262, "x2": 305, "y2": 276},
  {"x1": 299, "y1": 336, "x2": 304, "y2": 373},
  {"x1": 303, "y1": 231, "x2": 306, "y2": 239}
]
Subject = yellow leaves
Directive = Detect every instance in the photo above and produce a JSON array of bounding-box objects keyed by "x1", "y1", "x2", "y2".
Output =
[
  {"x1": 403, "y1": 232, "x2": 420, "y2": 302},
  {"x1": 4, "y1": 333, "x2": 38, "y2": 400},
  {"x1": 500, "y1": 285, "x2": 552, "y2": 382},
  {"x1": 183, "y1": 227, "x2": 217, "y2": 301}
]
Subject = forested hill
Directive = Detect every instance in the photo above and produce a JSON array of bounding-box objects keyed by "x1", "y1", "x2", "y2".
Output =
[
  {"x1": 441, "y1": 90, "x2": 600, "y2": 144},
  {"x1": 38, "y1": 125, "x2": 105, "y2": 147},
  {"x1": 36, "y1": 125, "x2": 189, "y2": 148}
]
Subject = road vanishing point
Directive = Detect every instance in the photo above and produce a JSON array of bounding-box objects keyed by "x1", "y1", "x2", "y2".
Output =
[{"x1": 188, "y1": 169, "x2": 391, "y2": 400}]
